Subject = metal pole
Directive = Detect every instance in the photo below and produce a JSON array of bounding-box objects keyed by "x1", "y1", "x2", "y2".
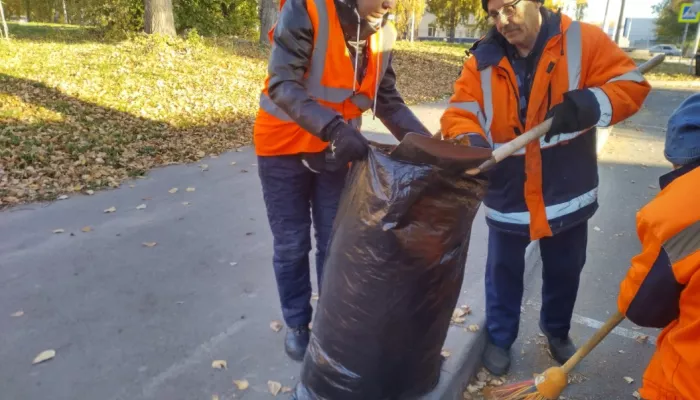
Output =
[
  {"x1": 602, "y1": 0, "x2": 611, "y2": 36},
  {"x1": 680, "y1": 23, "x2": 689, "y2": 62},
  {"x1": 614, "y1": 0, "x2": 627, "y2": 44},
  {"x1": 691, "y1": 22, "x2": 700, "y2": 74}
]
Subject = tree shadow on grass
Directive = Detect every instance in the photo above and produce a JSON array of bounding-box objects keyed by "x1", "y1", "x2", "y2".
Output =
[
  {"x1": 0, "y1": 73, "x2": 254, "y2": 205},
  {"x1": 6, "y1": 22, "x2": 110, "y2": 44}
]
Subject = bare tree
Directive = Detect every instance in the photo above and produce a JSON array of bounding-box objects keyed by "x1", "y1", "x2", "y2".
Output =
[
  {"x1": 144, "y1": 0, "x2": 176, "y2": 36},
  {"x1": 62, "y1": 0, "x2": 69, "y2": 23},
  {"x1": 259, "y1": 0, "x2": 278, "y2": 45}
]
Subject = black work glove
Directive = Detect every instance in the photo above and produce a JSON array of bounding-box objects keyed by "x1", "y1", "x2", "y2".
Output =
[
  {"x1": 544, "y1": 89, "x2": 601, "y2": 143},
  {"x1": 321, "y1": 118, "x2": 369, "y2": 165}
]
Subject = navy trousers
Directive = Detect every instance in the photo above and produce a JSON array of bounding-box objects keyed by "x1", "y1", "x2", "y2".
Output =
[
  {"x1": 485, "y1": 221, "x2": 588, "y2": 349},
  {"x1": 257, "y1": 154, "x2": 348, "y2": 328}
]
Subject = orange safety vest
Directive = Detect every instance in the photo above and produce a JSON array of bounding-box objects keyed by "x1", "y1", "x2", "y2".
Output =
[
  {"x1": 253, "y1": 0, "x2": 396, "y2": 156},
  {"x1": 618, "y1": 164, "x2": 700, "y2": 400},
  {"x1": 440, "y1": 13, "x2": 651, "y2": 240}
]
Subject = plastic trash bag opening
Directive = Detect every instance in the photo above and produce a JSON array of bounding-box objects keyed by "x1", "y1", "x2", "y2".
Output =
[{"x1": 295, "y1": 141, "x2": 490, "y2": 400}]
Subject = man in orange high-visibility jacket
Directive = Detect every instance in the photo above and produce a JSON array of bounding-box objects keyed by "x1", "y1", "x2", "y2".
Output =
[
  {"x1": 617, "y1": 93, "x2": 700, "y2": 400},
  {"x1": 440, "y1": 0, "x2": 651, "y2": 375},
  {"x1": 253, "y1": 0, "x2": 431, "y2": 361}
]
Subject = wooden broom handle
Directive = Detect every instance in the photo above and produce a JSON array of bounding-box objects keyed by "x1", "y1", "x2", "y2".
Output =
[
  {"x1": 463, "y1": 53, "x2": 666, "y2": 176},
  {"x1": 561, "y1": 310, "x2": 626, "y2": 373}
]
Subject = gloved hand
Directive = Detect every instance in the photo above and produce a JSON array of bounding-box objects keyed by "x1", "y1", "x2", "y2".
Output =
[
  {"x1": 321, "y1": 118, "x2": 369, "y2": 164},
  {"x1": 450, "y1": 133, "x2": 491, "y2": 149},
  {"x1": 544, "y1": 89, "x2": 601, "y2": 143}
]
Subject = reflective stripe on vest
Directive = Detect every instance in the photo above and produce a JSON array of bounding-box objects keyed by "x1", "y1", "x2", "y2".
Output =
[{"x1": 485, "y1": 187, "x2": 598, "y2": 225}]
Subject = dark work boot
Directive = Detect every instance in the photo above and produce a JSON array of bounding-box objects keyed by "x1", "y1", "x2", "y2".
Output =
[
  {"x1": 539, "y1": 322, "x2": 577, "y2": 365},
  {"x1": 285, "y1": 326, "x2": 310, "y2": 362},
  {"x1": 482, "y1": 340, "x2": 511, "y2": 376}
]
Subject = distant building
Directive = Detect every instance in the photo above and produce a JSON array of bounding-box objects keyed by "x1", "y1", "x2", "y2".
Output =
[
  {"x1": 620, "y1": 17, "x2": 658, "y2": 49},
  {"x1": 416, "y1": 12, "x2": 486, "y2": 43}
]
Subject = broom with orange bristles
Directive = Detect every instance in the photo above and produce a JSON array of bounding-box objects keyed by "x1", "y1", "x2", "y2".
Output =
[{"x1": 482, "y1": 311, "x2": 626, "y2": 400}]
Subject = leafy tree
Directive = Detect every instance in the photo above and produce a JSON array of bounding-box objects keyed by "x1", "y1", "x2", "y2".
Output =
[
  {"x1": 393, "y1": 0, "x2": 426, "y2": 40},
  {"x1": 653, "y1": 0, "x2": 699, "y2": 44},
  {"x1": 426, "y1": 0, "x2": 479, "y2": 40},
  {"x1": 543, "y1": 0, "x2": 564, "y2": 10},
  {"x1": 575, "y1": 0, "x2": 587, "y2": 20}
]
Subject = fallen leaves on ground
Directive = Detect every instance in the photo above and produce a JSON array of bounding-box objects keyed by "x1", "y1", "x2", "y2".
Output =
[
  {"x1": 624, "y1": 376, "x2": 635, "y2": 384},
  {"x1": 53, "y1": 228, "x2": 65, "y2": 234},
  {"x1": 11, "y1": 310, "x2": 24, "y2": 317},
  {"x1": 233, "y1": 379, "x2": 249, "y2": 390},
  {"x1": 282, "y1": 386, "x2": 293, "y2": 393},
  {"x1": 0, "y1": 27, "x2": 467, "y2": 206},
  {"x1": 467, "y1": 324, "x2": 480, "y2": 332},
  {"x1": 633, "y1": 390, "x2": 642, "y2": 399},
  {"x1": 211, "y1": 360, "x2": 227, "y2": 370},
  {"x1": 636, "y1": 335, "x2": 650, "y2": 344},
  {"x1": 270, "y1": 320, "x2": 283, "y2": 332},
  {"x1": 169, "y1": 188, "x2": 179, "y2": 194},
  {"x1": 463, "y1": 368, "x2": 503, "y2": 399},
  {"x1": 104, "y1": 206, "x2": 117, "y2": 213},
  {"x1": 452, "y1": 308, "x2": 467, "y2": 325},
  {"x1": 32, "y1": 349, "x2": 56, "y2": 364},
  {"x1": 311, "y1": 292, "x2": 319, "y2": 301},
  {"x1": 186, "y1": 187, "x2": 195, "y2": 192},
  {"x1": 81, "y1": 226, "x2": 92, "y2": 232},
  {"x1": 268, "y1": 380, "x2": 282, "y2": 396},
  {"x1": 441, "y1": 349, "x2": 451, "y2": 358},
  {"x1": 142, "y1": 242, "x2": 158, "y2": 248},
  {"x1": 136, "y1": 203, "x2": 147, "y2": 210}
]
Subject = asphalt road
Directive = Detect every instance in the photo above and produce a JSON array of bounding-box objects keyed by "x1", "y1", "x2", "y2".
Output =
[{"x1": 470, "y1": 87, "x2": 699, "y2": 400}]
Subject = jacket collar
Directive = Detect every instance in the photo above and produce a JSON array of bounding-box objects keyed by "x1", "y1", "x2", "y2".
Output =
[
  {"x1": 470, "y1": 7, "x2": 568, "y2": 71},
  {"x1": 659, "y1": 159, "x2": 700, "y2": 189}
]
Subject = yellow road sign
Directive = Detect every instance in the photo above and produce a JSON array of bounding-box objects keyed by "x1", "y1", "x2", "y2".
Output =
[{"x1": 679, "y1": 2, "x2": 700, "y2": 23}]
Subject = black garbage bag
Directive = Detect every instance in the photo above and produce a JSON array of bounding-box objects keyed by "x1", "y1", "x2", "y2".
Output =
[{"x1": 294, "y1": 139, "x2": 490, "y2": 400}]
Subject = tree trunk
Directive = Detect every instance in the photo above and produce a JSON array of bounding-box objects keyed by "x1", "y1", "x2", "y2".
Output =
[
  {"x1": 144, "y1": 0, "x2": 176, "y2": 36},
  {"x1": 259, "y1": 0, "x2": 278, "y2": 45},
  {"x1": 62, "y1": 0, "x2": 68, "y2": 23},
  {"x1": 0, "y1": 0, "x2": 9, "y2": 40},
  {"x1": 25, "y1": 0, "x2": 30, "y2": 22}
]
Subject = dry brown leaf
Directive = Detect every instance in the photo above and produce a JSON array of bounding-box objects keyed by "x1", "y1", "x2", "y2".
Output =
[
  {"x1": 466, "y1": 384, "x2": 479, "y2": 394},
  {"x1": 182, "y1": 202, "x2": 191, "y2": 206},
  {"x1": 200, "y1": 164, "x2": 209, "y2": 171},
  {"x1": 104, "y1": 206, "x2": 117, "y2": 213},
  {"x1": 467, "y1": 324, "x2": 480, "y2": 332},
  {"x1": 33, "y1": 349, "x2": 56, "y2": 364},
  {"x1": 81, "y1": 226, "x2": 92, "y2": 232},
  {"x1": 211, "y1": 360, "x2": 227, "y2": 370},
  {"x1": 233, "y1": 379, "x2": 249, "y2": 390},
  {"x1": 452, "y1": 317, "x2": 466, "y2": 324},
  {"x1": 636, "y1": 335, "x2": 649, "y2": 344},
  {"x1": 270, "y1": 320, "x2": 283, "y2": 332},
  {"x1": 476, "y1": 370, "x2": 489, "y2": 382},
  {"x1": 282, "y1": 386, "x2": 293, "y2": 393},
  {"x1": 186, "y1": 187, "x2": 195, "y2": 192},
  {"x1": 136, "y1": 204, "x2": 147, "y2": 210},
  {"x1": 11, "y1": 310, "x2": 24, "y2": 317},
  {"x1": 142, "y1": 242, "x2": 158, "y2": 248},
  {"x1": 57, "y1": 195, "x2": 68, "y2": 200},
  {"x1": 230, "y1": 161, "x2": 237, "y2": 165},
  {"x1": 460, "y1": 305, "x2": 472, "y2": 315},
  {"x1": 441, "y1": 349, "x2": 451, "y2": 358},
  {"x1": 633, "y1": 391, "x2": 641, "y2": 399},
  {"x1": 169, "y1": 188, "x2": 178, "y2": 194},
  {"x1": 53, "y1": 229, "x2": 65, "y2": 234},
  {"x1": 624, "y1": 376, "x2": 635, "y2": 384},
  {"x1": 268, "y1": 380, "x2": 282, "y2": 396},
  {"x1": 453, "y1": 308, "x2": 467, "y2": 319},
  {"x1": 86, "y1": 190, "x2": 94, "y2": 195},
  {"x1": 489, "y1": 378, "x2": 504, "y2": 386}
]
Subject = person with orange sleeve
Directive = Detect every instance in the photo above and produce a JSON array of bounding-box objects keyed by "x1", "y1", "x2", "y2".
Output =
[
  {"x1": 252, "y1": 0, "x2": 431, "y2": 361},
  {"x1": 617, "y1": 93, "x2": 700, "y2": 400},
  {"x1": 439, "y1": 0, "x2": 651, "y2": 375}
]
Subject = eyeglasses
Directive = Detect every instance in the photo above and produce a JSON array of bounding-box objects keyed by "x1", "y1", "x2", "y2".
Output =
[{"x1": 487, "y1": 0, "x2": 524, "y2": 24}]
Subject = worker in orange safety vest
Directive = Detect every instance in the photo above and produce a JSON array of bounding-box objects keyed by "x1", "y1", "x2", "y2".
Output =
[
  {"x1": 439, "y1": 0, "x2": 651, "y2": 375},
  {"x1": 252, "y1": 0, "x2": 431, "y2": 361},
  {"x1": 617, "y1": 93, "x2": 700, "y2": 400}
]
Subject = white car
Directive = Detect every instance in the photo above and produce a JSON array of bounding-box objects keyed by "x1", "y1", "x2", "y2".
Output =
[{"x1": 649, "y1": 44, "x2": 683, "y2": 57}]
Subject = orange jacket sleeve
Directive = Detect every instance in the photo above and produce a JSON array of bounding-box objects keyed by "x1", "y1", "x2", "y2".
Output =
[
  {"x1": 618, "y1": 212, "x2": 700, "y2": 328},
  {"x1": 580, "y1": 23, "x2": 652, "y2": 127},
  {"x1": 439, "y1": 56, "x2": 490, "y2": 146}
]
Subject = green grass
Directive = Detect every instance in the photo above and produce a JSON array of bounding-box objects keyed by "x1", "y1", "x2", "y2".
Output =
[{"x1": 0, "y1": 23, "x2": 465, "y2": 206}]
